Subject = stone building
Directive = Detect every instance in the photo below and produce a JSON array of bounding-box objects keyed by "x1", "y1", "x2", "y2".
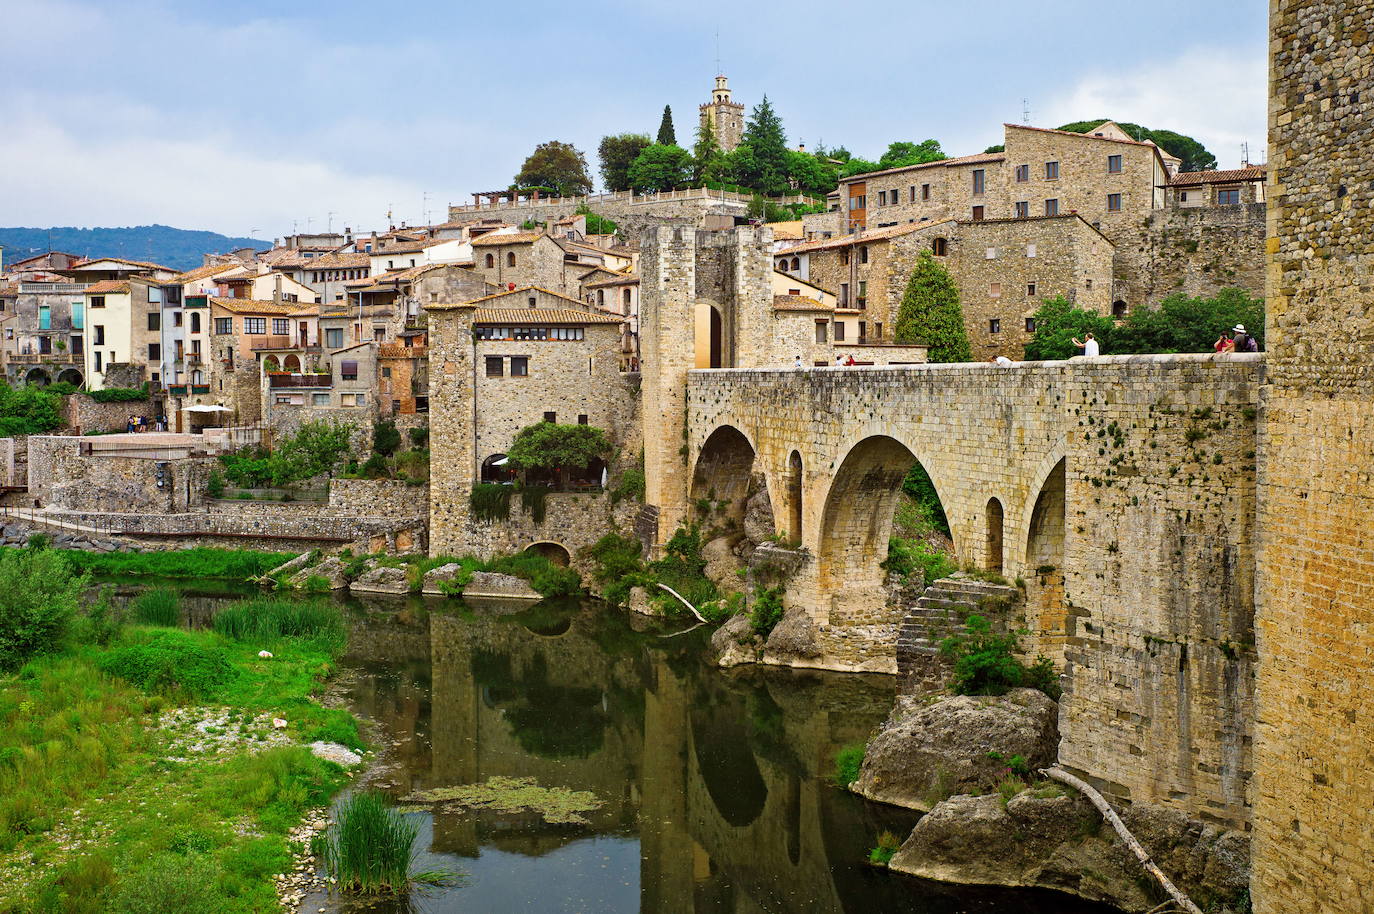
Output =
[
  {"x1": 208, "y1": 297, "x2": 301, "y2": 422},
  {"x1": 1166, "y1": 165, "x2": 1267, "y2": 208},
  {"x1": 82, "y1": 277, "x2": 162, "y2": 390},
  {"x1": 1252, "y1": 0, "x2": 1374, "y2": 910},
  {"x1": 0, "y1": 278, "x2": 88, "y2": 386},
  {"x1": 698, "y1": 74, "x2": 746, "y2": 152}
]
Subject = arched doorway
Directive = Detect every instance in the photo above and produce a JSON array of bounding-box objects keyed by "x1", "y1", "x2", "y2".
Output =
[
  {"x1": 1025, "y1": 458, "x2": 1067, "y2": 662},
  {"x1": 985, "y1": 497, "x2": 1005, "y2": 574},
  {"x1": 1112, "y1": 300, "x2": 1128, "y2": 318},
  {"x1": 56, "y1": 368, "x2": 83, "y2": 387},
  {"x1": 282, "y1": 354, "x2": 301, "y2": 373},
  {"x1": 709, "y1": 306, "x2": 722, "y2": 368},
  {"x1": 481, "y1": 453, "x2": 513, "y2": 484},
  {"x1": 690, "y1": 425, "x2": 765, "y2": 529},
  {"x1": 525, "y1": 542, "x2": 571, "y2": 566},
  {"x1": 24, "y1": 368, "x2": 51, "y2": 386},
  {"x1": 786, "y1": 451, "x2": 803, "y2": 542}
]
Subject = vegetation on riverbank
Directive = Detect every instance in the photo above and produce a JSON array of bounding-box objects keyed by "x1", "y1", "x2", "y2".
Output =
[
  {"x1": 58, "y1": 547, "x2": 292, "y2": 581},
  {"x1": 0, "y1": 546, "x2": 361, "y2": 912}
]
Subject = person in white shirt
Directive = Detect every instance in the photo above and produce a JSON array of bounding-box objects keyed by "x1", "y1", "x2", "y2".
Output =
[
  {"x1": 992, "y1": 355, "x2": 1014, "y2": 365},
  {"x1": 835, "y1": 355, "x2": 844, "y2": 367},
  {"x1": 794, "y1": 355, "x2": 804, "y2": 369},
  {"x1": 1072, "y1": 332, "x2": 1100, "y2": 357}
]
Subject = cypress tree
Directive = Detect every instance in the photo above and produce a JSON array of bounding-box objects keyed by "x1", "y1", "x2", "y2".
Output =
[
  {"x1": 657, "y1": 105, "x2": 676, "y2": 146},
  {"x1": 894, "y1": 250, "x2": 972, "y2": 363}
]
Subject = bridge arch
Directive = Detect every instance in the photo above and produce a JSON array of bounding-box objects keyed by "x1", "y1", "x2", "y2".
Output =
[
  {"x1": 524, "y1": 541, "x2": 571, "y2": 566},
  {"x1": 784, "y1": 450, "x2": 803, "y2": 542},
  {"x1": 689, "y1": 424, "x2": 773, "y2": 533},
  {"x1": 1023, "y1": 456, "x2": 1068, "y2": 662}
]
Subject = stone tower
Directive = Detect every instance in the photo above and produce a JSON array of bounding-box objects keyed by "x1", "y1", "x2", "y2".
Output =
[
  {"x1": 1252, "y1": 0, "x2": 1374, "y2": 911},
  {"x1": 699, "y1": 75, "x2": 745, "y2": 153}
]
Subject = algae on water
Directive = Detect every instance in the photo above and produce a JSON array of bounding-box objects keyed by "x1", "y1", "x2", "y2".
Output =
[{"x1": 405, "y1": 776, "x2": 602, "y2": 825}]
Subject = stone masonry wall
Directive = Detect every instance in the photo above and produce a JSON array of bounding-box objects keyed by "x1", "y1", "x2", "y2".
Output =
[
  {"x1": 1127, "y1": 204, "x2": 1268, "y2": 306},
  {"x1": 328, "y1": 479, "x2": 429, "y2": 518},
  {"x1": 1251, "y1": 2, "x2": 1374, "y2": 911},
  {"x1": 63, "y1": 394, "x2": 156, "y2": 434},
  {"x1": 448, "y1": 194, "x2": 747, "y2": 237}
]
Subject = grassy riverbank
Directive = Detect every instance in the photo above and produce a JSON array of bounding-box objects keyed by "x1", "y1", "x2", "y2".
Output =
[
  {"x1": 57, "y1": 547, "x2": 293, "y2": 581},
  {"x1": 0, "y1": 585, "x2": 361, "y2": 913}
]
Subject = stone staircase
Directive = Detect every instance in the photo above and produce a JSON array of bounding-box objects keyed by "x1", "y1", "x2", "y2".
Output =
[{"x1": 897, "y1": 575, "x2": 1023, "y2": 682}]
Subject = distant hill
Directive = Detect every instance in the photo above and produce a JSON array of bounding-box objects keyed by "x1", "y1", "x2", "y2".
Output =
[{"x1": 0, "y1": 225, "x2": 271, "y2": 273}]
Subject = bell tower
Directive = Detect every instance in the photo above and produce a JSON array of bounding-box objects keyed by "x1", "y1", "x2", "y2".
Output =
[{"x1": 699, "y1": 74, "x2": 745, "y2": 153}]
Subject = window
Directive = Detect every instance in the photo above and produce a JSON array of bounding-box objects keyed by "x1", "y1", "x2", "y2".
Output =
[
  {"x1": 1107, "y1": 154, "x2": 1123, "y2": 174},
  {"x1": 506, "y1": 252, "x2": 516, "y2": 267},
  {"x1": 325, "y1": 328, "x2": 344, "y2": 348},
  {"x1": 543, "y1": 411, "x2": 556, "y2": 423},
  {"x1": 148, "y1": 287, "x2": 162, "y2": 304},
  {"x1": 38, "y1": 306, "x2": 51, "y2": 330},
  {"x1": 839, "y1": 282, "x2": 849, "y2": 307},
  {"x1": 373, "y1": 328, "x2": 385, "y2": 342},
  {"x1": 860, "y1": 246, "x2": 869, "y2": 264},
  {"x1": 985, "y1": 247, "x2": 998, "y2": 259},
  {"x1": 815, "y1": 321, "x2": 828, "y2": 343},
  {"x1": 921, "y1": 183, "x2": 930, "y2": 200},
  {"x1": 381, "y1": 366, "x2": 392, "y2": 378},
  {"x1": 244, "y1": 317, "x2": 267, "y2": 335},
  {"x1": 415, "y1": 396, "x2": 429, "y2": 412},
  {"x1": 578, "y1": 414, "x2": 588, "y2": 425},
  {"x1": 511, "y1": 357, "x2": 528, "y2": 377},
  {"x1": 94, "y1": 325, "x2": 105, "y2": 345},
  {"x1": 932, "y1": 237, "x2": 948, "y2": 256},
  {"x1": 313, "y1": 393, "x2": 330, "y2": 405},
  {"x1": 848, "y1": 195, "x2": 866, "y2": 210},
  {"x1": 484, "y1": 253, "x2": 495, "y2": 268},
  {"x1": 172, "y1": 311, "x2": 183, "y2": 328},
  {"x1": 341, "y1": 393, "x2": 365, "y2": 407},
  {"x1": 857, "y1": 281, "x2": 867, "y2": 309},
  {"x1": 1107, "y1": 193, "x2": 1122, "y2": 212},
  {"x1": 148, "y1": 343, "x2": 161, "y2": 360},
  {"x1": 1086, "y1": 278, "x2": 1094, "y2": 290},
  {"x1": 1112, "y1": 300, "x2": 1129, "y2": 318},
  {"x1": 527, "y1": 296, "x2": 538, "y2": 308},
  {"x1": 340, "y1": 359, "x2": 358, "y2": 380},
  {"x1": 486, "y1": 356, "x2": 503, "y2": 377},
  {"x1": 989, "y1": 282, "x2": 1002, "y2": 298},
  {"x1": 1044, "y1": 198, "x2": 1059, "y2": 216},
  {"x1": 1026, "y1": 243, "x2": 1037, "y2": 257},
  {"x1": 841, "y1": 249, "x2": 850, "y2": 266},
  {"x1": 1027, "y1": 282, "x2": 1037, "y2": 297},
  {"x1": 989, "y1": 318, "x2": 1001, "y2": 333},
  {"x1": 272, "y1": 318, "x2": 289, "y2": 335},
  {"x1": 147, "y1": 312, "x2": 160, "y2": 331},
  {"x1": 909, "y1": 185, "x2": 917, "y2": 202},
  {"x1": 71, "y1": 336, "x2": 82, "y2": 355},
  {"x1": 1045, "y1": 161, "x2": 1059, "y2": 179},
  {"x1": 877, "y1": 190, "x2": 886, "y2": 206},
  {"x1": 1217, "y1": 188, "x2": 1241, "y2": 205},
  {"x1": 1014, "y1": 201, "x2": 1029, "y2": 218},
  {"x1": 1026, "y1": 318, "x2": 1036, "y2": 332},
  {"x1": 972, "y1": 169, "x2": 986, "y2": 195},
  {"x1": 94, "y1": 351, "x2": 102, "y2": 372},
  {"x1": 972, "y1": 205, "x2": 985, "y2": 221},
  {"x1": 1015, "y1": 164, "x2": 1029, "y2": 183},
  {"x1": 190, "y1": 312, "x2": 200, "y2": 332},
  {"x1": 91, "y1": 296, "x2": 105, "y2": 309},
  {"x1": 71, "y1": 302, "x2": 83, "y2": 329}
]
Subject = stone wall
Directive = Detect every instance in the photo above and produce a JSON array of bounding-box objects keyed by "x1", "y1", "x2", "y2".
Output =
[
  {"x1": 328, "y1": 478, "x2": 429, "y2": 518},
  {"x1": 448, "y1": 192, "x2": 747, "y2": 237},
  {"x1": 1127, "y1": 204, "x2": 1267, "y2": 306},
  {"x1": 63, "y1": 393, "x2": 156, "y2": 434},
  {"x1": 1251, "y1": 2, "x2": 1374, "y2": 911},
  {"x1": 28, "y1": 436, "x2": 213, "y2": 513}
]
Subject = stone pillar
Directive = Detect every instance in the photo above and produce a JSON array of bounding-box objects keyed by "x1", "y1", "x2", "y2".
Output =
[
  {"x1": 731, "y1": 225, "x2": 778, "y2": 368},
  {"x1": 640, "y1": 225, "x2": 696, "y2": 546},
  {"x1": 1252, "y1": 2, "x2": 1374, "y2": 911},
  {"x1": 425, "y1": 304, "x2": 476, "y2": 557}
]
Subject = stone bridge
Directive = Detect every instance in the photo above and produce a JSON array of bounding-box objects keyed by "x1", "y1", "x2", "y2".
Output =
[{"x1": 678, "y1": 354, "x2": 1263, "y2": 828}]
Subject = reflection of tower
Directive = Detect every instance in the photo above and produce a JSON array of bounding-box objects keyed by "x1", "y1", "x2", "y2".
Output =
[{"x1": 699, "y1": 75, "x2": 745, "y2": 152}]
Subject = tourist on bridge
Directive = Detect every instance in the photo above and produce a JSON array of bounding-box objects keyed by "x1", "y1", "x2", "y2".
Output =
[{"x1": 1072, "y1": 333, "x2": 1100, "y2": 357}]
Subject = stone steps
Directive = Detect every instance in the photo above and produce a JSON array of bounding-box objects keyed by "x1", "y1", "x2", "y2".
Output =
[{"x1": 897, "y1": 576, "x2": 1023, "y2": 679}]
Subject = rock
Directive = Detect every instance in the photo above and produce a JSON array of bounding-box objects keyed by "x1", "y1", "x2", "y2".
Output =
[
  {"x1": 888, "y1": 789, "x2": 1250, "y2": 914},
  {"x1": 287, "y1": 555, "x2": 348, "y2": 590},
  {"x1": 308, "y1": 741, "x2": 362, "y2": 767},
  {"x1": 272, "y1": 718, "x2": 288, "y2": 729},
  {"x1": 742, "y1": 480, "x2": 774, "y2": 545},
  {"x1": 462, "y1": 571, "x2": 541, "y2": 601},
  {"x1": 266, "y1": 551, "x2": 314, "y2": 580},
  {"x1": 853, "y1": 688, "x2": 1059, "y2": 811},
  {"x1": 420, "y1": 562, "x2": 463, "y2": 595},
  {"x1": 350, "y1": 563, "x2": 410, "y2": 595},
  {"x1": 701, "y1": 536, "x2": 743, "y2": 589},
  {"x1": 763, "y1": 606, "x2": 821, "y2": 662},
  {"x1": 710, "y1": 613, "x2": 761, "y2": 667},
  {"x1": 627, "y1": 585, "x2": 658, "y2": 617},
  {"x1": 258, "y1": 650, "x2": 273, "y2": 659}
]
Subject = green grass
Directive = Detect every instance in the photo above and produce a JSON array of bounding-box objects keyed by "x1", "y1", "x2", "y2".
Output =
[
  {"x1": 58, "y1": 548, "x2": 293, "y2": 581},
  {"x1": 833, "y1": 742, "x2": 866, "y2": 788},
  {"x1": 0, "y1": 599, "x2": 359, "y2": 912},
  {"x1": 316, "y1": 792, "x2": 422, "y2": 895},
  {"x1": 212, "y1": 597, "x2": 344, "y2": 645},
  {"x1": 131, "y1": 587, "x2": 182, "y2": 627}
]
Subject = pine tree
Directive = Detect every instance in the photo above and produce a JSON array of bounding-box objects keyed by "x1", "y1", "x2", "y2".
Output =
[
  {"x1": 657, "y1": 106, "x2": 676, "y2": 146},
  {"x1": 692, "y1": 115, "x2": 720, "y2": 183},
  {"x1": 740, "y1": 95, "x2": 788, "y2": 195},
  {"x1": 894, "y1": 251, "x2": 972, "y2": 362}
]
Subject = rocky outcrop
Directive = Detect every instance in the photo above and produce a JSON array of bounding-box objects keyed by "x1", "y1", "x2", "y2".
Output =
[
  {"x1": 628, "y1": 586, "x2": 658, "y2": 617},
  {"x1": 708, "y1": 614, "x2": 762, "y2": 667},
  {"x1": 889, "y1": 790, "x2": 1251, "y2": 914},
  {"x1": 462, "y1": 571, "x2": 541, "y2": 601},
  {"x1": 420, "y1": 562, "x2": 463, "y2": 595},
  {"x1": 287, "y1": 555, "x2": 348, "y2": 590},
  {"x1": 853, "y1": 689, "x2": 1058, "y2": 811},
  {"x1": 763, "y1": 607, "x2": 821, "y2": 663},
  {"x1": 265, "y1": 551, "x2": 314, "y2": 580},
  {"x1": 742, "y1": 481, "x2": 774, "y2": 546},
  {"x1": 350, "y1": 564, "x2": 410, "y2": 595},
  {"x1": 701, "y1": 535, "x2": 744, "y2": 590}
]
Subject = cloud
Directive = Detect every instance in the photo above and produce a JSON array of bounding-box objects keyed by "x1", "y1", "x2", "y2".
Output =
[{"x1": 1038, "y1": 46, "x2": 1267, "y2": 168}]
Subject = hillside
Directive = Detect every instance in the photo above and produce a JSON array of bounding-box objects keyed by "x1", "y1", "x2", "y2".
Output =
[{"x1": 0, "y1": 225, "x2": 270, "y2": 273}]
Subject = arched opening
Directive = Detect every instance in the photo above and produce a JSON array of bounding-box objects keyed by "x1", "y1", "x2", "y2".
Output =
[
  {"x1": 56, "y1": 368, "x2": 83, "y2": 387},
  {"x1": 1025, "y1": 458, "x2": 1067, "y2": 663},
  {"x1": 484, "y1": 253, "x2": 495, "y2": 268},
  {"x1": 776, "y1": 257, "x2": 787, "y2": 271},
  {"x1": 282, "y1": 354, "x2": 301, "y2": 372},
  {"x1": 690, "y1": 699, "x2": 768, "y2": 828},
  {"x1": 525, "y1": 542, "x2": 571, "y2": 566},
  {"x1": 690, "y1": 425, "x2": 769, "y2": 535},
  {"x1": 622, "y1": 288, "x2": 631, "y2": 308},
  {"x1": 506, "y1": 252, "x2": 516, "y2": 267},
  {"x1": 786, "y1": 450, "x2": 803, "y2": 542},
  {"x1": 262, "y1": 355, "x2": 280, "y2": 372},
  {"x1": 481, "y1": 453, "x2": 514, "y2": 484},
  {"x1": 190, "y1": 312, "x2": 201, "y2": 333},
  {"x1": 24, "y1": 368, "x2": 51, "y2": 386},
  {"x1": 1112, "y1": 300, "x2": 1128, "y2": 318},
  {"x1": 985, "y1": 497, "x2": 1005, "y2": 574},
  {"x1": 790, "y1": 256, "x2": 800, "y2": 271},
  {"x1": 693, "y1": 303, "x2": 726, "y2": 369}
]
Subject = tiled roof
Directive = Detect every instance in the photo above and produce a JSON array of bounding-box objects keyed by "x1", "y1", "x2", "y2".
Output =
[
  {"x1": 1169, "y1": 166, "x2": 1266, "y2": 187},
  {"x1": 171, "y1": 262, "x2": 242, "y2": 284},
  {"x1": 582, "y1": 273, "x2": 640, "y2": 289},
  {"x1": 461, "y1": 285, "x2": 588, "y2": 308},
  {"x1": 302, "y1": 251, "x2": 371, "y2": 270},
  {"x1": 772, "y1": 294, "x2": 832, "y2": 312},
  {"x1": 70, "y1": 257, "x2": 174, "y2": 272},
  {"x1": 372, "y1": 237, "x2": 451, "y2": 255},
  {"x1": 779, "y1": 220, "x2": 953, "y2": 255},
  {"x1": 210, "y1": 297, "x2": 301, "y2": 315},
  {"x1": 474, "y1": 307, "x2": 624, "y2": 325},
  {"x1": 83, "y1": 280, "x2": 131, "y2": 295},
  {"x1": 469, "y1": 231, "x2": 543, "y2": 247},
  {"x1": 0, "y1": 283, "x2": 20, "y2": 297},
  {"x1": 840, "y1": 152, "x2": 1005, "y2": 183},
  {"x1": 1004, "y1": 123, "x2": 1156, "y2": 149}
]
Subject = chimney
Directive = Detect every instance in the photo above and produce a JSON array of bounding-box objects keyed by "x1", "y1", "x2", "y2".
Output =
[{"x1": 273, "y1": 273, "x2": 283, "y2": 306}]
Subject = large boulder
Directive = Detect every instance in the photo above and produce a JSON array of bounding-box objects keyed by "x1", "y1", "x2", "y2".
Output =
[
  {"x1": 853, "y1": 688, "x2": 1058, "y2": 811},
  {"x1": 421, "y1": 562, "x2": 463, "y2": 595},
  {"x1": 889, "y1": 790, "x2": 1250, "y2": 913},
  {"x1": 742, "y1": 482, "x2": 774, "y2": 545},
  {"x1": 463, "y1": 571, "x2": 541, "y2": 601},
  {"x1": 288, "y1": 555, "x2": 348, "y2": 590},
  {"x1": 627, "y1": 586, "x2": 658, "y2": 617},
  {"x1": 709, "y1": 613, "x2": 761, "y2": 667},
  {"x1": 763, "y1": 607, "x2": 821, "y2": 662},
  {"x1": 701, "y1": 536, "x2": 743, "y2": 589},
  {"x1": 350, "y1": 563, "x2": 410, "y2": 595}
]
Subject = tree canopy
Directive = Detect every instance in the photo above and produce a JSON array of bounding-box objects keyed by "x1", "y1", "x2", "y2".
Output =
[
  {"x1": 627, "y1": 144, "x2": 693, "y2": 193},
  {"x1": 656, "y1": 105, "x2": 676, "y2": 145},
  {"x1": 506, "y1": 422, "x2": 611, "y2": 472},
  {"x1": 515, "y1": 141, "x2": 594, "y2": 197},
  {"x1": 894, "y1": 251, "x2": 971, "y2": 362},
  {"x1": 1022, "y1": 297, "x2": 1116, "y2": 361},
  {"x1": 877, "y1": 140, "x2": 947, "y2": 170},
  {"x1": 1022, "y1": 289, "x2": 1264, "y2": 360},
  {"x1": 597, "y1": 134, "x2": 651, "y2": 192},
  {"x1": 1054, "y1": 119, "x2": 1217, "y2": 172},
  {"x1": 692, "y1": 116, "x2": 722, "y2": 183},
  {"x1": 734, "y1": 96, "x2": 790, "y2": 195},
  {"x1": 0, "y1": 384, "x2": 64, "y2": 437}
]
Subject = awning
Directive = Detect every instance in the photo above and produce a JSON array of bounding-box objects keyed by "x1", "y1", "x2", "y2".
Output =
[
  {"x1": 183, "y1": 404, "x2": 232, "y2": 413},
  {"x1": 491, "y1": 457, "x2": 509, "y2": 466}
]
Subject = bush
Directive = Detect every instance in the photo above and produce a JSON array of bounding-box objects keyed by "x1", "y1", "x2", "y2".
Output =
[
  {"x1": 218, "y1": 419, "x2": 353, "y2": 488},
  {"x1": 583, "y1": 533, "x2": 645, "y2": 607},
  {"x1": 0, "y1": 547, "x2": 87, "y2": 671},
  {"x1": 99, "y1": 630, "x2": 238, "y2": 698},
  {"x1": 316, "y1": 791, "x2": 420, "y2": 895},
  {"x1": 485, "y1": 552, "x2": 582, "y2": 598},
  {"x1": 1023, "y1": 296, "x2": 1116, "y2": 360},
  {"x1": 360, "y1": 453, "x2": 390, "y2": 479},
  {"x1": 470, "y1": 483, "x2": 512, "y2": 522},
  {"x1": 506, "y1": 422, "x2": 611, "y2": 473},
  {"x1": 408, "y1": 427, "x2": 429, "y2": 448},
  {"x1": 748, "y1": 585, "x2": 785, "y2": 637},
  {"x1": 610, "y1": 467, "x2": 645, "y2": 504},
  {"x1": 883, "y1": 537, "x2": 957, "y2": 588},
  {"x1": 1024, "y1": 654, "x2": 1063, "y2": 701},
  {"x1": 0, "y1": 383, "x2": 64, "y2": 437},
  {"x1": 75, "y1": 585, "x2": 124, "y2": 646},
  {"x1": 372, "y1": 419, "x2": 401, "y2": 457},
  {"x1": 58, "y1": 547, "x2": 291, "y2": 580},
  {"x1": 89, "y1": 383, "x2": 149, "y2": 404},
  {"x1": 205, "y1": 469, "x2": 225, "y2": 499},
  {"x1": 901, "y1": 462, "x2": 949, "y2": 536},
  {"x1": 868, "y1": 830, "x2": 901, "y2": 866},
  {"x1": 109, "y1": 852, "x2": 224, "y2": 914},
  {"x1": 212, "y1": 597, "x2": 344, "y2": 643},
  {"x1": 132, "y1": 587, "x2": 182, "y2": 627},
  {"x1": 939, "y1": 615, "x2": 1062, "y2": 700},
  {"x1": 894, "y1": 250, "x2": 971, "y2": 362},
  {"x1": 833, "y1": 742, "x2": 865, "y2": 787}
]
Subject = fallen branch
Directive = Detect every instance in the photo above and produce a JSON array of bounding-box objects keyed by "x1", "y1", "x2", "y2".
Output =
[
  {"x1": 1040, "y1": 766, "x2": 1202, "y2": 914},
  {"x1": 654, "y1": 583, "x2": 708, "y2": 623}
]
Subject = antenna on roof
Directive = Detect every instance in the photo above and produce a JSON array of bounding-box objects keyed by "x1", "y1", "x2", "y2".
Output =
[
  {"x1": 715, "y1": 29, "x2": 720, "y2": 74},
  {"x1": 328, "y1": 212, "x2": 337, "y2": 233},
  {"x1": 423, "y1": 191, "x2": 431, "y2": 226},
  {"x1": 1022, "y1": 98, "x2": 1031, "y2": 125},
  {"x1": 1241, "y1": 141, "x2": 1250, "y2": 168}
]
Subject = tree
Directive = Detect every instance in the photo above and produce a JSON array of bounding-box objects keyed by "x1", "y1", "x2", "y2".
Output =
[
  {"x1": 984, "y1": 144, "x2": 1005, "y2": 154},
  {"x1": 515, "y1": 141, "x2": 593, "y2": 197},
  {"x1": 656, "y1": 105, "x2": 676, "y2": 145},
  {"x1": 627, "y1": 144, "x2": 693, "y2": 193},
  {"x1": 877, "y1": 140, "x2": 946, "y2": 170},
  {"x1": 839, "y1": 156, "x2": 883, "y2": 178},
  {"x1": 738, "y1": 95, "x2": 790, "y2": 195},
  {"x1": 1022, "y1": 297, "x2": 1115, "y2": 361},
  {"x1": 0, "y1": 548, "x2": 87, "y2": 671},
  {"x1": 372, "y1": 418, "x2": 401, "y2": 457},
  {"x1": 894, "y1": 251, "x2": 971, "y2": 362},
  {"x1": 506, "y1": 422, "x2": 611, "y2": 473},
  {"x1": 1055, "y1": 119, "x2": 1217, "y2": 172},
  {"x1": 1112, "y1": 288, "x2": 1264, "y2": 353},
  {"x1": 597, "y1": 134, "x2": 651, "y2": 192},
  {"x1": 692, "y1": 116, "x2": 722, "y2": 183},
  {"x1": 0, "y1": 383, "x2": 64, "y2": 437},
  {"x1": 784, "y1": 149, "x2": 831, "y2": 197},
  {"x1": 269, "y1": 418, "x2": 355, "y2": 484}
]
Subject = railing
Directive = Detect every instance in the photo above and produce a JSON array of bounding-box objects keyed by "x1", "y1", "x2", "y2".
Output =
[
  {"x1": 449, "y1": 186, "x2": 821, "y2": 214},
  {"x1": 268, "y1": 373, "x2": 332, "y2": 389},
  {"x1": 167, "y1": 385, "x2": 187, "y2": 396},
  {"x1": 247, "y1": 336, "x2": 300, "y2": 350},
  {"x1": 6, "y1": 353, "x2": 79, "y2": 365},
  {"x1": 191, "y1": 385, "x2": 210, "y2": 394}
]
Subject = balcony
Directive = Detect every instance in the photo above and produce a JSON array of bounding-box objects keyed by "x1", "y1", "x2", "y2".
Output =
[
  {"x1": 168, "y1": 385, "x2": 187, "y2": 396},
  {"x1": 248, "y1": 336, "x2": 302, "y2": 351},
  {"x1": 191, "y1": 385, "x2": 210, "y2": 394},
  {"x1": 268, "y1": 373, "x2": 332, "y2": 389}
]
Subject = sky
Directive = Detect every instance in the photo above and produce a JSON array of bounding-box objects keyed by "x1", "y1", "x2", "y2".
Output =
[{"x1": 0, "y1": 0, "x2": 1268, "y2": 242}]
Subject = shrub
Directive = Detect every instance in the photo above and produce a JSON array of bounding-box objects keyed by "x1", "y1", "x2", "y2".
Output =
[
  {"x1": 0, "y1": 547, "x2": 87, "y2": 671},
  {"x1": 833, "y1": 742, "x2": 865, "y2": 787},
  {"x1": 109, "y1": 852, "x2": 224, "y2": 914},
  {"x1": 132, "y1": 587, "x2": 182, "y2": 627},
  {"x1": 748, "y1": 586, "x2": 785, "y2": 637},
  {"x1": 883, "y1": 537, "x2": 956, "y2": 588},
  {"x1": 57, "y1": 547, "x2": 290, "y2": 580},
  {"x1": 645, "y1": 524, "x2": 717, "y2": 611},
  {"x1": 408, "y1": 427, "x2": 429, "y2": 448},
  {"x1": 89, "y1": 383, "x2": 149, "y2": 404},
  {"x1": 205, "y1": 470, "x2": 225, "y2": 499},
  {"x1": 610, "y1": 467, "x2": 645, "y2": 503},
  {"x1": 940, "y1": 615, "x2": 1062, "y2": 700},
  {"x1": 505, "y1": 422, "x2": 611, "y2": 473},
  {"x1": 1024, "y1": 654, "x2": 1063, "y2": 701},
  {"x1": 901, "y1": 462, "x2": 950, "y2": 536},
  {"x1": 470, "y1": 483, "x2": 512, "y2": 522},
  {"x1": 485, "y1": 552, "x2": 582, "y2": 598},
  {"x1": 868, "y1": 830, "x2": 901, "y2": 866},
  {"x1": 582, "y1": 532, "x2": 645, "y2": 607},
  {"x1": 98, "y1": 631, "x2": 238, "y2": 698},
  {"x1": 372, "y1": 419, "x2": 401, "y2": 457},
  {"x1": 74, "y1": 585, "x2": 124, "y2": 646},
  {"x1": 212, "y1": 597, "x2": 343, "y2": 643},
  {"x1": 360, "y1": 453, "x2": 390, "y2": 479},
  {"x1": 894, "y1": 250, "x2": 971, "y2": 362},
  {"x1": 0, "y1": 383, "x2": 64, "y2": 437},
  {"x1": 316, "y1": 792, "x2": 420, "y2": 895}
]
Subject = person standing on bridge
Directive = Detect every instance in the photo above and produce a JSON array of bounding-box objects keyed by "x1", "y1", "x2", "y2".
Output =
[
  {"x1": 1072, "y1": 333, "x2": 1100, "y2": 357},
  {"x1": 794, "y1": 355, "x2": 804, "y2": 369}
]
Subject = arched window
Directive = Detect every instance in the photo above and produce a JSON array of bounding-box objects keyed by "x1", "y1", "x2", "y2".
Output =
[
  {"x1": 506, "y1": 252, "x2": 516, "y2": 267},
  {"x1": 791, "y1": 257, "x2": 800, "y2": 271},
  {"x1": 1112, "y1": 300, "x2": 1128, "y2": 318},
  {"x1": 190, "y1": 312, "x2": 201, "y2": 332},
  {"x1": 484, "y1": 253, "x2": 495, "y2": 268},
  {"x1": 262, "y1": 355, "x2": 280, "y2": 372},
  {"x1": 985, "y1": 498, "x2": 1004, "y2": 574},
  {"x1": 481, "y1": 454, "x2": 514, "y2": 484},
  {"x1": 932, "y1": 237, "x2": 948, "y2": 256}
]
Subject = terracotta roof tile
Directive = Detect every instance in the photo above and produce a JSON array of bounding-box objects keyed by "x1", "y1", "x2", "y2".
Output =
[
  {"x1": 460, "y1": 285, "x2": 589, "y2": 308},
  {"x1": 172, "y1": 262, "x2": 243, "y2": 284},
  {"x1": 301, "y1": 251, "x2": 371, "y2": 270},
  {"x1": 470, "y1": 231, "x2": 543, "y2": 247},
  {"x1": 474, "y1": 307, "x2": 623, "y2": 325},
  {"x1": 780, "y1": 220, "x2": 953, "y2": 255},
  {"x1": 83, "y1": 280, "x2": 130, "y2": 295},
  {"x1": 69, "y1": 256, "x2": 174, "y2": 272},
  {"x1": 1169, "y1": 166, "x2": 1266, "y2": 187},
  {"x1": 582, "y1": 273, "x2": 640, "y2": 289},
  {"x1": 210, "y1": 297, "x2": 301, "y2": 315},
  {"x1": 772, "y1": 294, "x2": 832, "y2": 312}
]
